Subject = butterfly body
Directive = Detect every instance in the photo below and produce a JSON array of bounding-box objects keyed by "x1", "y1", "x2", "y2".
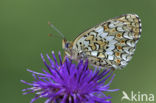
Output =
[{"x1": 62, "y1": 14, "x2": 142, "y2": 69}]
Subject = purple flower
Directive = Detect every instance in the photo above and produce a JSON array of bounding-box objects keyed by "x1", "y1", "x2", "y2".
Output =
[{"x1": 21, "y1": 51, "x2": 118, "y2": 103}]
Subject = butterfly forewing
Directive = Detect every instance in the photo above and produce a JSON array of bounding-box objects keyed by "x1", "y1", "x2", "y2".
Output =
[{"x1": 72, "y1": 14, "x2": 142, "y2": 69}]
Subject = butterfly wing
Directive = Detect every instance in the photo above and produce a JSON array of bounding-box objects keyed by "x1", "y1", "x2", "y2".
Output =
[{"x1": 72, "y1": 14, "x2": 142, "y2": 69}]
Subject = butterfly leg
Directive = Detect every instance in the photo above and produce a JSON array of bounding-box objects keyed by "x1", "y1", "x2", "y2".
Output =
[
  {"x1": 62, "y1": 56, "x2": 66, "y2": 64},
  {"x1": 62, "y1": 51, "x2": 68, "y2": 64}
]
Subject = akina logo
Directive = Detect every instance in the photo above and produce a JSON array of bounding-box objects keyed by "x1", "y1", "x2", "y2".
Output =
[{"x1": 121, "y1": 91, "x2": 155, "y2": 102}]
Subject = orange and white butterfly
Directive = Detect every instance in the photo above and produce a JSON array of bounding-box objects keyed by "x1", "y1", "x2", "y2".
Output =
[{"x1": 49, "y1": 14, "x2": 142, "y2": 69}]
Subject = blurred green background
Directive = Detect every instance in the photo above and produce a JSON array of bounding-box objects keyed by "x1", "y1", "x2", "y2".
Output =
[{"x1": 0, "y1": 0, "x2": 156, "y2": 103}]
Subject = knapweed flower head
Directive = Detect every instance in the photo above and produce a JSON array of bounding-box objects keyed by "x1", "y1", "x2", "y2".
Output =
[{"x1": 21, "y1": 51, "x2": 118, "y2": 103}]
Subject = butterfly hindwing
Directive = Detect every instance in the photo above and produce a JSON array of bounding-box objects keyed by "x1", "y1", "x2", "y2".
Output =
[{"x1": 72, "y1": 14, "x2": 141, "y2": 69}]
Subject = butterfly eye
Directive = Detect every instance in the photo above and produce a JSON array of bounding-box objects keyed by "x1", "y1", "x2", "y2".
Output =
[{"x1": 65, "y1": 43, "x2": 70, "y2": 48}]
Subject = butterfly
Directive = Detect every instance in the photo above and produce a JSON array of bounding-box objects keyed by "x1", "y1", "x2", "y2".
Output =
[{"x1": 49, "y1": 14, "x2": 142, "y2": 69}]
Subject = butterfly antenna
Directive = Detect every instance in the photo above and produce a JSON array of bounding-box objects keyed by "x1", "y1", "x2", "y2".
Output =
[{"x1": 48, "y1": 21, "x2": 65, "y2": 39}]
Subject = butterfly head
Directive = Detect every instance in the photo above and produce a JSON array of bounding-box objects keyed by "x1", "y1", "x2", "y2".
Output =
[{"x1": 62, "y1": 39, "x2": 75, "y2": 57}]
